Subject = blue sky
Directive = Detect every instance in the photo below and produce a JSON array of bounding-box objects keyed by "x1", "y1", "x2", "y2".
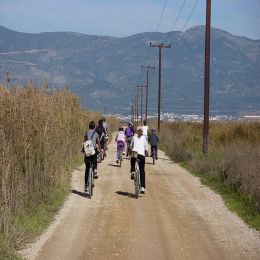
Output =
[{"x1": 0, "y1": 0, "x2": 259, "y2": 39}]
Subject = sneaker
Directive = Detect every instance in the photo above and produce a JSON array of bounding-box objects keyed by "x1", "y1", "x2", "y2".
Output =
[
  {"x1": 131, "y1": 172, "x2": 135, "y2": 180},
  {"x1": 141, "y1": 187, "x2": 145, "y2": 194},
  {"x1": 123, "y1": 152, "x2": 125, "y2": 155},
  {"x1": 94, "y1": 169, "x2": 98, "y2": 179},
  {"x1": 116, "y1": 160, "x2": 119, "y2": 164}
]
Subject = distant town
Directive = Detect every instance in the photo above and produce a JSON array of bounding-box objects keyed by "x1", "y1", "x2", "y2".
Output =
[{"x1": 111, "y1": 112, "x2": 260, "y2": 122}]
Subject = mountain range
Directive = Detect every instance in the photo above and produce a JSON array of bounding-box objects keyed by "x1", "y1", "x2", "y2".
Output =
[{"x1": 0, "y1": 25, "x2": 259, "y2": 115}]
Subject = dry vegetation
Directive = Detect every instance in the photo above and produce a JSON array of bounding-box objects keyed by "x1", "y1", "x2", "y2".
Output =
[
  {"x1": 158, "y1": 121, "x2": 260, "y2": 226},
  {"x1": 0, "y1": 83, "x2": 112, "y2": 256}
]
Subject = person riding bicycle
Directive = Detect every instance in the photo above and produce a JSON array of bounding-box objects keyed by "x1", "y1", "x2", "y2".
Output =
[
  {"x1": 115, "y1": 126, "x2": 126, "y2": 164},
  {"x1": 102, "y1": 117, "x2": 109, "y2": 155},
  {"x1": 96, "y1": 119, "x2": 106, "y2": 157},
  {"x1": 125, "y1": 122, "x2": 134, "y2": 156},
  {"x1": 130, "y1": 126, "x2": 148, "y2": 194},
  {"x1": 83, "y1": 121, "x2": 101, "y2": 192},
  {"x1": 142, "y1": 120, "x2": 149, "y2": 143},
  {"x1": 149, "y1": 128, "x2": 159, "y2": 159}
]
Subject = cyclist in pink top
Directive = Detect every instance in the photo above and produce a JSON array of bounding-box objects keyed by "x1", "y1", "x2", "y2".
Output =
[{"x1": 115, "y1": 126, "x2": 126, "y2": 164}]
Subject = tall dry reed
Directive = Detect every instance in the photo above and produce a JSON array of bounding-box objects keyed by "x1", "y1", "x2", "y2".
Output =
[
  {"x1": 0, "y1": 83, "x2": 100, "y2": 240},
  {"x1": 158, "y1": 121, "x2": 260, "y2": 211}
]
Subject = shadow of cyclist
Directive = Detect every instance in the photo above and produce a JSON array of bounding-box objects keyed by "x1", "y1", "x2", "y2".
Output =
[{"x1": 71, "y1": 189, "x2": 88, "y2": 198}]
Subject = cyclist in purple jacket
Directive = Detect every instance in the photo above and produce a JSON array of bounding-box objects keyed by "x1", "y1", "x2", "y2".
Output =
[{"x1": 125, "y1": 122, "x2": 134, "y2": 157}]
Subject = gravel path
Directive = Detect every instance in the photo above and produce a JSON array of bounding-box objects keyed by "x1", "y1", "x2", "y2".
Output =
[{"x1": 20, "y1": 139, "x2": 260, "y2": 260}]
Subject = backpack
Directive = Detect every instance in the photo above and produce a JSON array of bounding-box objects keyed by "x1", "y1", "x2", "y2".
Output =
[{"x1": 83, "y1": 131, "x2": 96, "y2": 157}]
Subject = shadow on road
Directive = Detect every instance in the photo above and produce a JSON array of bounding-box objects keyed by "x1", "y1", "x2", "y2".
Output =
[
  {"x1": 75, "y1": 167, "x2": 83, "y2": 171},
  {"x1": 159, "y1": 157, "x2": 173, "y2": 162},
  {"x1": 108, "y1": 163, "x2": 120, "y2": 168},
  {"x1": 71, "y1": 189, "x2": 88, "y2": 198},
  {"x1": 115, "y1": 191, "x2": 138, "y2": 199}
]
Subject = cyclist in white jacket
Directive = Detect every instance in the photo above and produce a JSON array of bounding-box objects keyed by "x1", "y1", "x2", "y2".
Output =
[{"x1": 130, "y1": 126, "x2": 148, "y2": 193}]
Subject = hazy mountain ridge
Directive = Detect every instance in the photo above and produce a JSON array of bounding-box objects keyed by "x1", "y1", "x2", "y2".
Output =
[{"x1": 0, "y1": 25, "x2": 259, "y2": 115}]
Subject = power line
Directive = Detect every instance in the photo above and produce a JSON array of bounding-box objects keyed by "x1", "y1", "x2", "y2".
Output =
[
  {"x1": 171, "y1": 0, "x2": 186, "y2": 31},
  {"x1": 181, "y1": 0, "x2": 199, "y2": 32},
  {"x1": 156, "y1": 0, "x2": 168, "y2": 32},
  {"x1": 134, "y1": 0, "x2": 168, "y2": 97}
]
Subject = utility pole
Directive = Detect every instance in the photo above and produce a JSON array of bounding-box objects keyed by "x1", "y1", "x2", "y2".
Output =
[
  {"x1": 133, "y1": 97, "x2": 136, "y2": 122},
  {"x1": 150, "y1": 43, "x2": 171, "y2": 132},
  {"x1": 136, "y1": 94, "x2": 139, "y2": 123},
  {"x1": 142, "y1": 65, "x2": 155, "y2": 122},
  {"x1": 136, "y1": 85, "x2": 146, "y2": 123},
  {"x1": 203, "y1": 0, "x2": 211, "y2": 154},
  {"x1": 131, "y1": 103, "x2": 134, "y2": 123},
  {"x1": 5, "y1": 71, "x2": 11, "y2": 88}
]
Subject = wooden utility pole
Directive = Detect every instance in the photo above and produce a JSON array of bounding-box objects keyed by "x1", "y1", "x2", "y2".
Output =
[
  {"x1": 150, "y1": 43, "x2": 171, "y2": 132},
  {"x1": 136, "y1": 85, "x2": 146, "y2": 123},
  {"x1": 142, "y1": 65, "x2": 155, "y2": 122},
  {"x1": 203, "y1": 0, "x2": 211, "y2": 154},
  {"x1": 5, "y1": 71, "x2": 11, "y2": 88},
  {"x1": 136, "y1": 94, "x2": 139, "y2": 122}
]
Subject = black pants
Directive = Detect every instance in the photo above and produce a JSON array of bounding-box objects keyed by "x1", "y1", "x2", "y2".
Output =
[
  {"x1": 84, "y1": 155, "x2": 97, "y2": 185},
  {"x1": 151, "y1": 145, "x2": 158, "y2": 157},
  {"x1": 131, "y1": 154, "x2": 146, "y2": 189}
]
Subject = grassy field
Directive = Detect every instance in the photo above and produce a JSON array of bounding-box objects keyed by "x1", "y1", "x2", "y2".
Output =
[
  {"x1": 158, "y1": 121, "x2": 260, "y2": 230},
  {"x1": 0, "y1": 83, "x2": 114, "y2": 258}
]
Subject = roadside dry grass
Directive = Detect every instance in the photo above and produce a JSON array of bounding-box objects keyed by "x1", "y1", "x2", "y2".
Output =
[
  {"x1": 0, "y1": 83, "x2": 102, "y2": 258},
  {"x1": 158, "y1": 121, "x2": 260, "y2": 230}
]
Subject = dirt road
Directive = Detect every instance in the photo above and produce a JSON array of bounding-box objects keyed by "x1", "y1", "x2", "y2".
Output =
[{"x1": 21, "y1": 139, "x2": 260, "y2": 260}]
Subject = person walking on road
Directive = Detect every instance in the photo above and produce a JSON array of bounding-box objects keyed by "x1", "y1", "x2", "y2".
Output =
[{"x1": 130, "y1": 126, "x2": 148, "y2": 194}]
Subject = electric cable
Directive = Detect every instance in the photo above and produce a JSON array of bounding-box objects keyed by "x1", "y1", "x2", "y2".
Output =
[
  {"x1": 171, "y1": 0, "x2": 186, "y2": 32},
  {"x1": 180, "y1": 0, "x2": 199, "y2": 32}
]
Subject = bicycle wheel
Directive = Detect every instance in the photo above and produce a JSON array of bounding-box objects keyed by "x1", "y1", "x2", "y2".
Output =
[
  {"x1": 119, "y1": 149, "x2": 122, "y2": 167},
  {"x1": 152, "y1": 147, "x2": 155, "y2": 165},
  {"x1": 134, "y1": 169, "x2": 140, "y2": 199},
  {"x1": 88, "y1": 168, "x2": 93, "y2": 199}
]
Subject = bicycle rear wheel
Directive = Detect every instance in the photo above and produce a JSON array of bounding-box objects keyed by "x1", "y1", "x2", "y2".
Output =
[
  {"x1": 88, "y1": 168, "x2": 93, "y2": 199},
  {"x1": 134, "y1": 170, "x2": 140, "y2": 199},
  {"x1": 119, "y1": 149, "x2": 123, "y2": 167},
  {"x1": 152, "y1": 147, "x2": 155, "y2": 165}
]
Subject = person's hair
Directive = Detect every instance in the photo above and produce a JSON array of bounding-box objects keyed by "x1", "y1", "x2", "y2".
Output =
[
  {"x1": 119, "y1": 127, "x2": 123, "y2": 131},
  {"x1": 89, "y1": 121, "x2": 95, "y2": 129},
  {"x1": 102, "y1": 117, "x2": 105, "y2": 121},
  {"x1": 143, "y1": 120, "x2": 147, "y2": 125},
  {"x1": 98, "y1": 119, "x2": 103, "y2": 126}
]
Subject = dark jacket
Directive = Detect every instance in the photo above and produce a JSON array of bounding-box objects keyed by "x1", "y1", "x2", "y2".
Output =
[{"x1": 149, "y1": 133, "x2": 159, "y2": 146}]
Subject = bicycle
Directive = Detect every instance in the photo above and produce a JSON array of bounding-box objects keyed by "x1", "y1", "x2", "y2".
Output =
[
  {"x1": 132, "y1": 151, "x2": 141, "y2": 199},
  {"x1": 97, "y1": 149, "x2": 104, "y2": 163},
  {"x1": 152, "y1": 146, "x2": 156, "y2": 165},
  {"x1": 118, "y1": 144, "x2": 124, "y2": 167},
  {"x1": 87, "y1": 162, "x2": 95, "y2": 199},
  {"x1": 126, "y1": 136, "x2": 133, "y2": 159}
]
